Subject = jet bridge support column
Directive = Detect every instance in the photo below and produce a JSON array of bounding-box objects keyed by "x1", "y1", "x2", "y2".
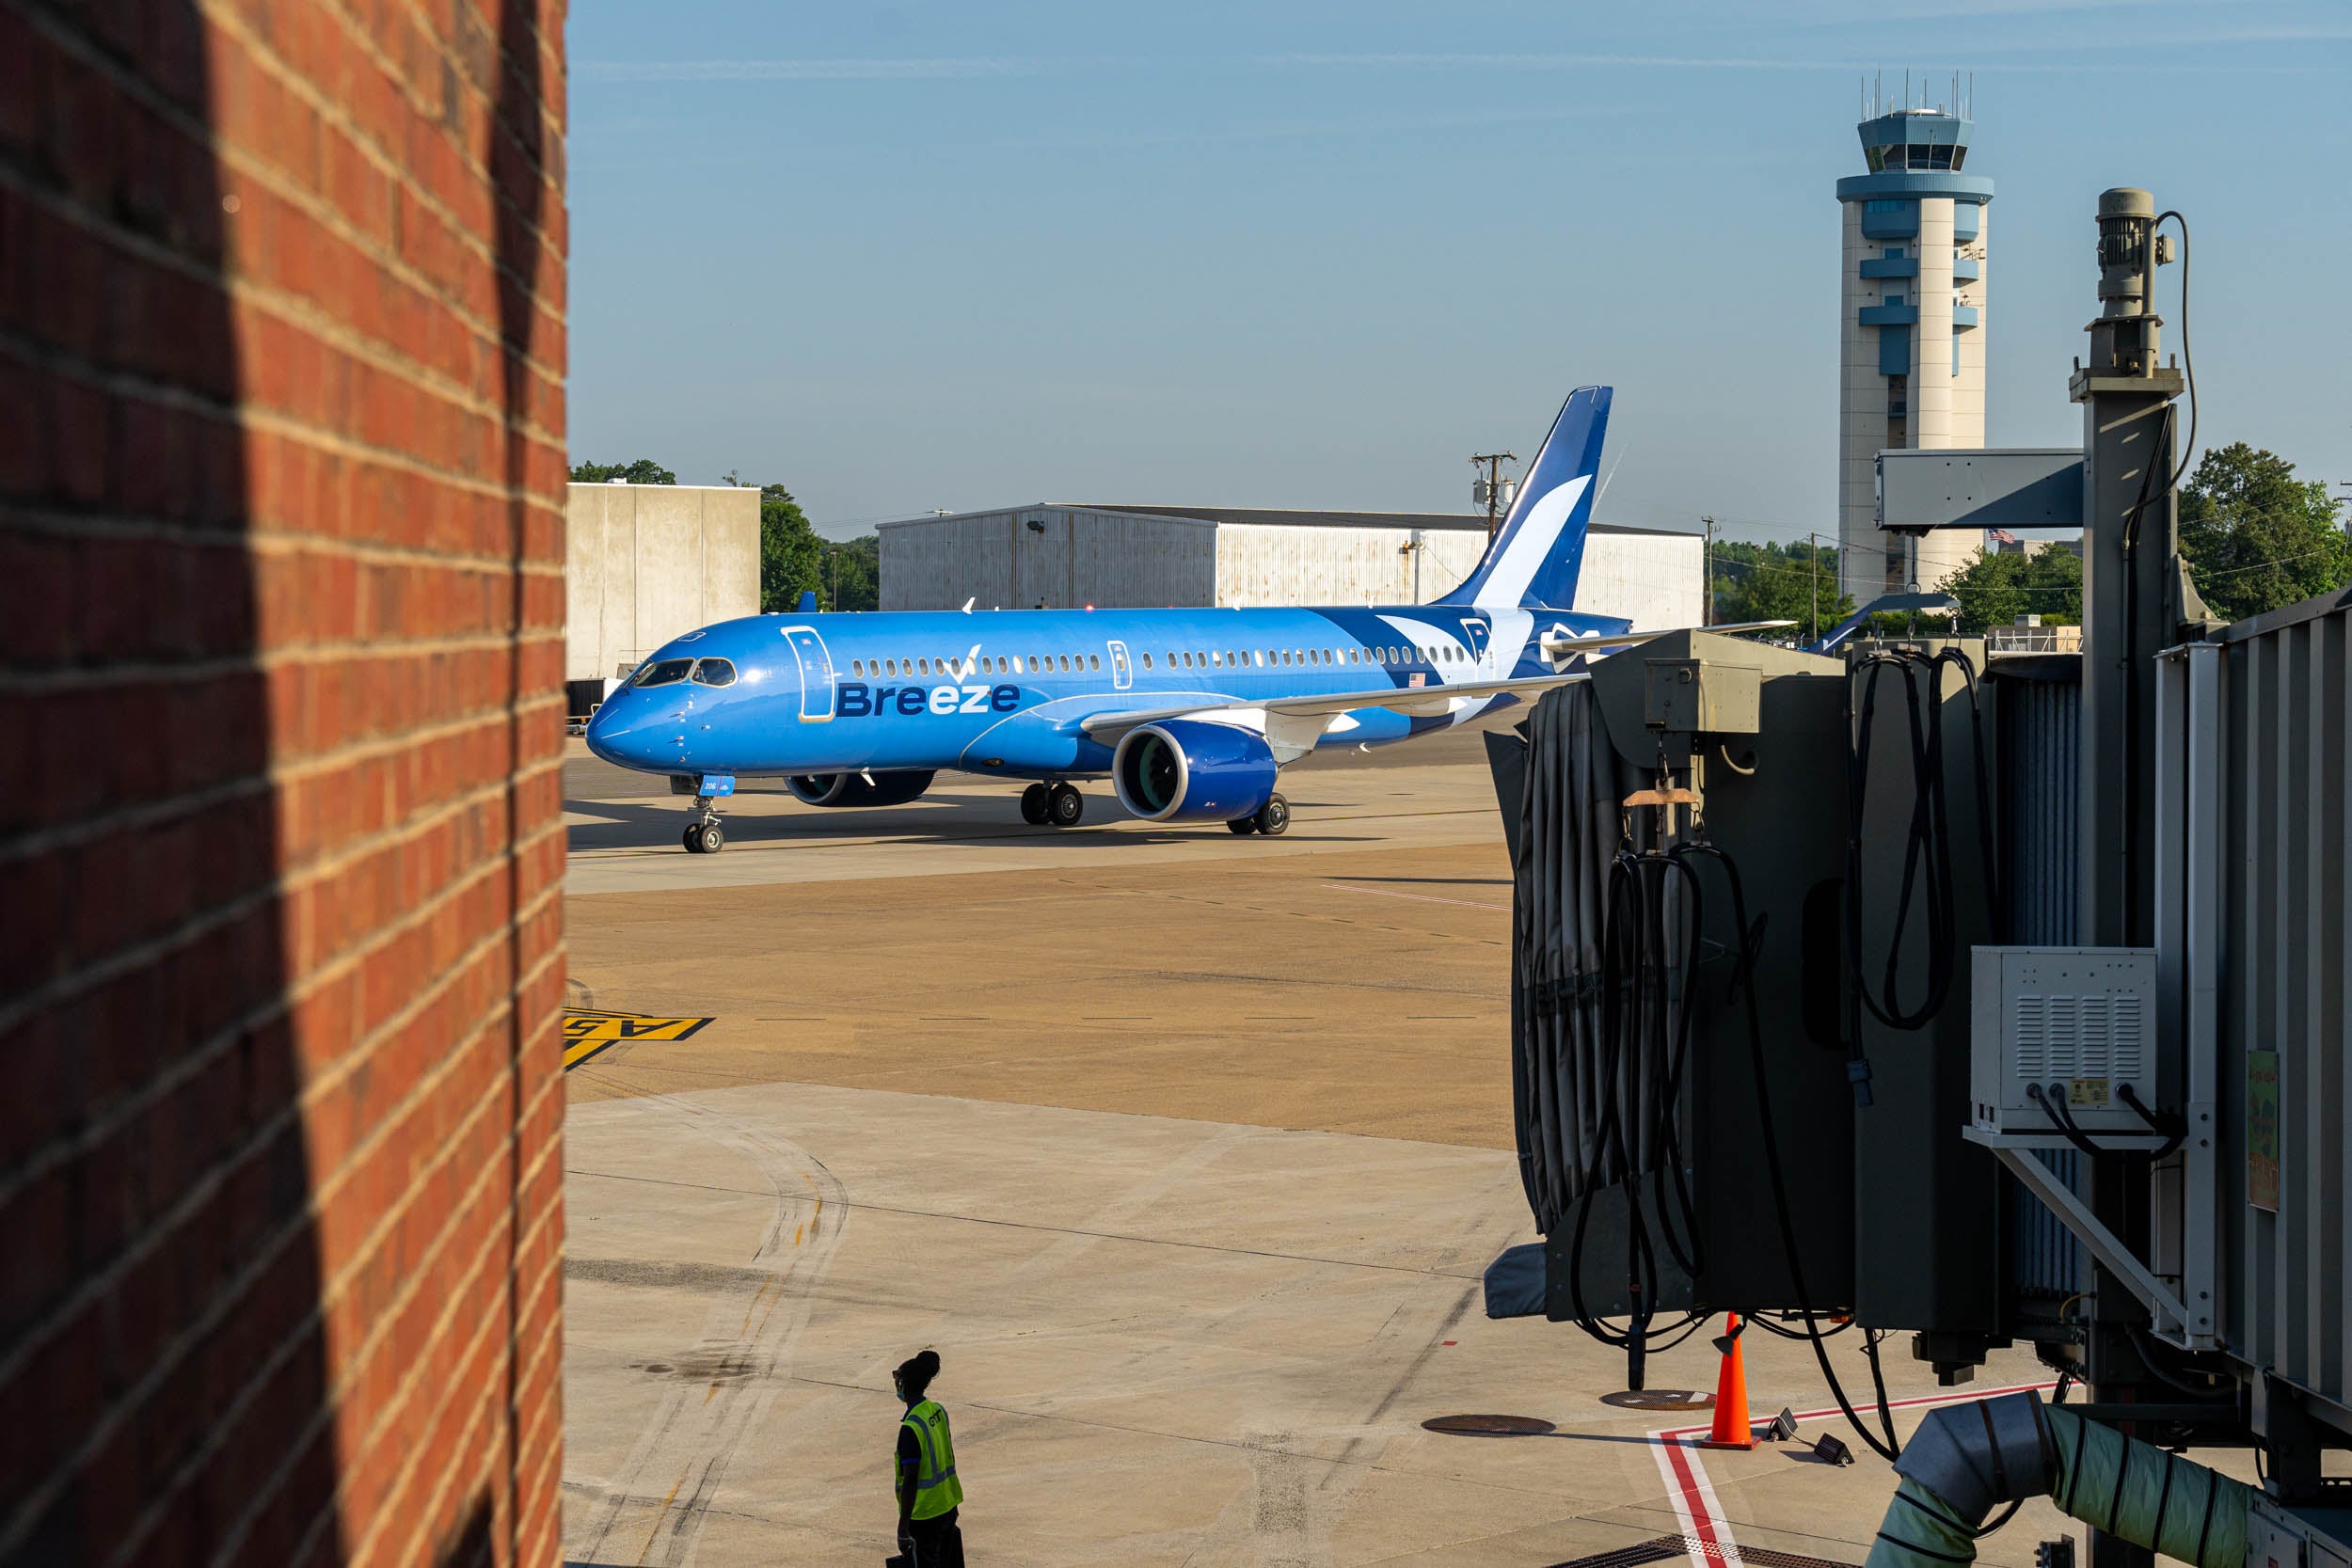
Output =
[
  {"x1": 2072, "y1": 185, "x2": 2186, "y2": 956},
  {"x1": 2070, "y1": 184, "x2": 2193, "y2": 1568}
]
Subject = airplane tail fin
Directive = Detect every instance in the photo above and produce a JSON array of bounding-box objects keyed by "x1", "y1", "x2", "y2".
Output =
[{"x1": 1435, "y1": 385, "x2": 1611, "y2": 611}]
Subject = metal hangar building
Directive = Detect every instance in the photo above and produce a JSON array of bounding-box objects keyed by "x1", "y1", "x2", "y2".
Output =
[{"x1": 878, "y1": 504, "x2": 1704, "y2": 629}]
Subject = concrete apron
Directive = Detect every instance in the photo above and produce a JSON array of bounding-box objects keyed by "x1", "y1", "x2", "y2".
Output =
[{"x1": 558, "y1": 1079, "x2": 2076, "y2": 1568}]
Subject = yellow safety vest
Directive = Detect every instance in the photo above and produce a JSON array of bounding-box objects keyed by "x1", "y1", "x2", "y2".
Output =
[{"x1": 898, "y1": 1399, "x2": 963, "y2": 1519}]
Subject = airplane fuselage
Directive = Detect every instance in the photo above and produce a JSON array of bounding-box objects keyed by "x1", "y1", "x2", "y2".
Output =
[{"x1": 584, "y1": 600, "x2": 1629, "y2": 783}]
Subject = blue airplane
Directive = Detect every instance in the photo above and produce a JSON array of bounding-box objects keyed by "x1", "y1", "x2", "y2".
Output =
[{"x1": 586, "y1": 387, "x2": 1772, "y2": 853}]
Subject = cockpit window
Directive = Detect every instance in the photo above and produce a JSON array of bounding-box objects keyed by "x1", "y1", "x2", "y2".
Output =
[
  {"x1": 634, "y1": 658, "x2": 693, "y2": 688},
  {"x1": 691, "y1": 657, "x2": 738, "y2": 687}
]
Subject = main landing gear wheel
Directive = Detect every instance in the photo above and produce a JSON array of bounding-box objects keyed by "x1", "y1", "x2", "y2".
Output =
[
  {"x1": 1251, "y1": 794, "x2": 1290, "y2": 837},
  {"x1": 684, "y1": 821, "x2": 724, "y2": 854},
  {"x1": 1226, "y1": 817, "x2": 1257, "y2": 835},
  {"x1": 1020, "y1": 782, "x2": 1051, "y2": 825},
  {"x1": 1047, "y1": 782, "x2": 1085, "y2": 828}
]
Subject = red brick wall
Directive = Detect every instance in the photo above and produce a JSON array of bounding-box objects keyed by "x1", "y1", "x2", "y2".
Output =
[{"x1": 0, "y1": 0, "x2": 568, "y2": 1563}]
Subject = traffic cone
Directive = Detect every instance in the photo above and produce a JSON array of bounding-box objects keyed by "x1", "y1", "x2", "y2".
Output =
[{"x1": 1693, "y1": 1314, "x2": 1756, "y2": 1450}]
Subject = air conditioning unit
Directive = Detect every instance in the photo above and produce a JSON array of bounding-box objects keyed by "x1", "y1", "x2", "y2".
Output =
[{"x1": 1970, "y1": 947, "x2": 2159, "y2": 1135}]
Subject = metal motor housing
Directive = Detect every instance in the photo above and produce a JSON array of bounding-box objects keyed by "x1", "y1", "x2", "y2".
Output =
[
  {"x1": 1112, "y1": 721, "x2": 1278, "y2": 823},
  {"x1": 787, "y1": 770, "x2": 937, "y2": 807}
]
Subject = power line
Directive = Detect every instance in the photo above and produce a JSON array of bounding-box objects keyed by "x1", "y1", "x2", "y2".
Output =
[{"x1": 2196, "y1": 540, "x2": 2352, "y2": 579}]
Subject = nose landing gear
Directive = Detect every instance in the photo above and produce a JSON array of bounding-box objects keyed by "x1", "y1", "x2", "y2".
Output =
[{"x1": 683, "y1": 797, "x2": 725, "y2": 853}]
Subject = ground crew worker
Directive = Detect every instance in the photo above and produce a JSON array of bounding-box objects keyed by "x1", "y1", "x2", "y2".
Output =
[{"x1": 893, "y1": 1349, "x2": 964, "y2": 1564}]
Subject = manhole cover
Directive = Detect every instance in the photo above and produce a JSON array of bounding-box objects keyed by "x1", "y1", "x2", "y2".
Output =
[
  {"x1": 1421, "y1": 1414, "x2": 1558, "y2": 1436},
  {"x1": 1600, "y1": 1389, "x2": 1716, "y2": 1412}
]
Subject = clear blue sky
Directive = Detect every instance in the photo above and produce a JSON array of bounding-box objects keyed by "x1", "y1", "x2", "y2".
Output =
[{"x1": 565, "y1": 2, "x2": 2352, "y2": 545}]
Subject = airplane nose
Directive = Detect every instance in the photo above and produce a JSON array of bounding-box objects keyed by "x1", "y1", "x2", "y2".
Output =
[{"x1": 584, "y1": 690, "x2": 682, "y2": 771}]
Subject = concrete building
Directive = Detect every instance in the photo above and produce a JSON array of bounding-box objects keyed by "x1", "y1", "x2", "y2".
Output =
[
  {"x1": 1836, "y1": 93, "x2": 1994, "y2": 600},
  {"x1": 879, "y1": 505, "x2": 1704, "y2": 629},
  {"x1": 566, "y1": 482, "x2": 760, "y2": 714}
]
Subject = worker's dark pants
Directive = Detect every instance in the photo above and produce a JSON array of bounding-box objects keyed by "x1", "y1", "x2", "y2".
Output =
[{"x1": 908, "y1": 1508, "x2": 963, "y2": 1567}]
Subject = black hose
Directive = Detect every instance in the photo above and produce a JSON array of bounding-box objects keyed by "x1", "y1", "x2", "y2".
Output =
[
  {"x1": 2026, "y1": 1082, "x2": 2185, "y2": 1164},
  {"x1": 1679, "y1": 838, "x2": 1904, "y2": 1462},
  {"x1": 1842, "y1": 645, "x2": 2000, "y2": 1105},
  {"x1": 1557, "y1": 843, "x2": 1708, "y2": 1370},
  {"x1": 2124, "y1": 1324, "x2": 2236, "y2": 1402},
  {"x1": 1740, "y1": 1309, "x2": 1856, "y2": 1340}
]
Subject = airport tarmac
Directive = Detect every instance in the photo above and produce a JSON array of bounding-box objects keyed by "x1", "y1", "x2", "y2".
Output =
[{"x1": 561, "y1": 730, "x2": 2092, "y2": 1567}]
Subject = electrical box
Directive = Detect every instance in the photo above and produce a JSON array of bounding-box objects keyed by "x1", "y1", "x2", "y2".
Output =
[
  {"x1": 2248, "y1": 1495, "x2": 2352, "y2": 1568},
  {"x1": 1643, "y1": 659, "x2": 1760, "y2": 735},
  {"x1": 1970, "y1": 947, "x2": 2158, "y2": 1135}
]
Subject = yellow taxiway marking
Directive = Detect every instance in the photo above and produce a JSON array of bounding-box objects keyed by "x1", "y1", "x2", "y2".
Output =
[{"x1": 564, "y1": 1009, "x2": 714, "y2": 1070}]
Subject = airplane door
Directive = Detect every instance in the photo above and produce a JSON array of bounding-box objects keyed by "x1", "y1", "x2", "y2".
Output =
[
  {"x1": 781, "y1": 626, "x2": 836, "y2": 721},
  {"x1": 1106, "y1": 640, "x2": 1133, "y2": 691},
  {"x1": 1459, "y1": 618, "x2": 1491, "y2": 663}
]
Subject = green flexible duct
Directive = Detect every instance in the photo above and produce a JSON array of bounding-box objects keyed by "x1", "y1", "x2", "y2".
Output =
[{"x1": 1863, "y1": 1404, "x2": 2252, "y2": 1568}]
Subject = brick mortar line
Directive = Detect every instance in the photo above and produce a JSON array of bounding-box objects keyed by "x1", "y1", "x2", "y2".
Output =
[
  {"x1": 344, "y1": 1206, "x2": 523, "y2": 1568},
  {"x1": 116, "y1": 1042, "x2": 529, "y2": 1568},
  {"x1": 14, "y1": 3, "x2": 571, "y2": 367},
  {"x1": 0, "y1": 894, "x2": 545, "y2": 1403},
  {"x1": 221, "y1": 397, "x2": 568, "y2": 519},
  {"x1": 0, "y1": 784, "x2": 564, "y2": 1208},
  {"x1": 222, "y1": 268, "x2": 565, "y2": 450},
  {"x1": 0, "y1": 322, "x2": 569, "y2": 516},
  {"x1": 0, "y1": 938, "x2": 545, "y2": 1561},
  {"x1": 0, "y1": 502, "x2": 566, "y2": 577},
  {"x1": 211, "y1": 1052, "x2": 530, "y2": 1568},
  {"x1": 3, "y1": 632, "x2": 570, "y2": 696},
  {"x1": 0, "y1": 704, "x2": 564, "y2": 877},
  {"x1": 301, "y1": 0, "x2": 573, "y2": 244},
  {"x1": 0, "y1": 143, "x2": 565, "y2": 405},
  {"x1": 0, "y1": 720, "x2": 564, "y2": 895},
  {"x1": 333, "y1": 939, "x2": 567, "y2": 1561},
  {"x1": 0, "y1": 151, "x2": 569, "y2": 439},
  {"x1": 9, "y1": 4, "x2": 566, "y2": 1556}
]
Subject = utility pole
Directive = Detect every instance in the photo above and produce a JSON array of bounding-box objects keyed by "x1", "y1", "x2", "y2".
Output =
[
  {"x1": 1470, "y1": 452, "x2": 1518, "y2": 543},
  {"x1": 1701, "y1": 516, "x2": 1716, "y2": 626},
  {"x1": 1808, "y1": 531, "x2": 1823, "y2": 643}
]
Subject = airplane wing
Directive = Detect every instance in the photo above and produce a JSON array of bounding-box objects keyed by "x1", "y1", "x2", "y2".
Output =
[
  {"x1": 1076, "y1": 670, "x2": 1586, "y2": 747},
  {"x1": 1077, "y1": 621, "x2": 1793, "y2": 747},
  {"x1": 1535, "y1": 619, "x2": 1793, "y2": 658}
]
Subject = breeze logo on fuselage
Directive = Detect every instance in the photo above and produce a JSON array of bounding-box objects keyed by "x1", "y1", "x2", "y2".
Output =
[{"x1": 836, "y1": 683, "x2": 1024, "y2": 719}]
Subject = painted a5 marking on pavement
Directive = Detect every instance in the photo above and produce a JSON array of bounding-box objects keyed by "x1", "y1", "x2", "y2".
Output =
[{"x1": 563, "y1": 1009, "x2": 714, "y2": 1070}]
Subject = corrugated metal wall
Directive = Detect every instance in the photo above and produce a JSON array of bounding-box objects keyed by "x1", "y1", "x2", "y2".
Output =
[
  {"x1": 879, "y1": 508, "x2": 1217, "y2": 610},
  {"x1": 2211, "y1": 590, "x2": 2351, "y2": 1410},
  {"x1": 1216, "y1": 524, "x2": 1478, "y2": 607},
  {"x1": 1575, "y1": 533, "x2": 1707, "y2": 630},
  {"x1": 1994, "y1": 663, "x2": 2089, "y2": 1299},
  {"x1": 882, "y1": 507, "x2": 1702, "y2": 627}
]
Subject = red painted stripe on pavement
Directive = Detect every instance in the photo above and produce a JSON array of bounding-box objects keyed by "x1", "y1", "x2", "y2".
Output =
[{"x1": 1649, "y1": 1381, "x2": 2057, "y2": 1568}]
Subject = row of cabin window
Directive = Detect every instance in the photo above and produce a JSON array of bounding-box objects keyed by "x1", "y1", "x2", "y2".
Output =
[
  {"x1": 850, "y1": 653, "x2": 1102, "y2": 677},
  {"x1": 848, "y1": 643, "x2": 1470, "y2": 679}
]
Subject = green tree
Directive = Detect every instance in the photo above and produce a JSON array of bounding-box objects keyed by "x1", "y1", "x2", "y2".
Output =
[
  {"x1": 1935, "y1": 545, "x2": 2083, "y2": 633},
  {"x1": 569, "y1": 457, "x2": 676, "y2": 484},
  {"x1": 2177, "y1": 443, "x2": 2352, "y2": 622},
  {"x1": 820, "y1": 534, "x2": 881, "y2": 612},
  {"x1": 1711, "y1": 538, "x2": 1855, "y2": 641},
  {"x1": 756, "y1": 483, "x2": 823, "y2": 612}
]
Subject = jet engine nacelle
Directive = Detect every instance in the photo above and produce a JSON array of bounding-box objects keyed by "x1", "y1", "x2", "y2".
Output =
[
  {"x1": 1111, "y1": 721, "x2": 1278, "y2": 824},
  {"x1": 786, "y1": 770, "x2": 936, "y2": 808}
]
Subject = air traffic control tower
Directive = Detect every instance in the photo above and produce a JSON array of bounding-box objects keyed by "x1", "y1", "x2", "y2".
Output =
[{"x1": 1836, "y1": 92, "x2": 1994, "y2": 600}]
